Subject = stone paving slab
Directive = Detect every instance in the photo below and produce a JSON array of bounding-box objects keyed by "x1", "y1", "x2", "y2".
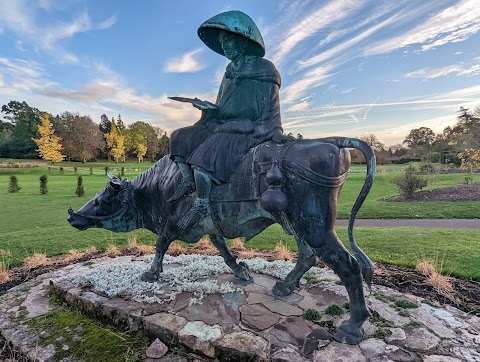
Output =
[{"x1": 1, "y1": 254, "x2": 479, "y2": 361}]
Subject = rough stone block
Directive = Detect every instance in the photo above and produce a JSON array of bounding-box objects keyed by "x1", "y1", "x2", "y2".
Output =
[
  {"x1": 178, "y1": 321, "x2": 222, "y2": 358},
  {"x1": 146, "y1": 338, "x2": 168, "y2": 358},
  {"x1": 144, "y1": 312, "x2": 187, "y2": 345},
  {"x1": 313, "y1": 341, "x2": 367, "y2": 362},
  {"x1": 216, "y1": 331, "x2": 268, "y2": 361}
]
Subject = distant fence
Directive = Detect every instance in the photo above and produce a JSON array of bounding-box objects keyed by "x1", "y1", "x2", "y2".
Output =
[{"x1": 45, "y1": 166, "x2": 150, "y2": 176}]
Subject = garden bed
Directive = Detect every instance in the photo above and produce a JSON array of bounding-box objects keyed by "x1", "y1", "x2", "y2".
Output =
[{"x1": 388, "y1": 184, "x2": 480, "y2": 202}]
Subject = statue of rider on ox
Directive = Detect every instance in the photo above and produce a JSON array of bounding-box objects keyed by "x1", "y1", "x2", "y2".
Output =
[{"x1": 67, "y1": 11, "x2": 376, "y2": 345}]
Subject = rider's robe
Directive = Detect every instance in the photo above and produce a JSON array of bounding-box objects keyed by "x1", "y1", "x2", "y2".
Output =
[{"x1": 170, "y1": 55, "x2": 283, "y2": 183}]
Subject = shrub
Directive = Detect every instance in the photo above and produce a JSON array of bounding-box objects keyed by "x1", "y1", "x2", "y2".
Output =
[
  {"x1": 39, "y1": 175, "x2": 48, "y2": 194},
  {"x1": 76, "y1": 176, "x2": 85, "y2": 197},
  {"x1": 8, "y1": 175, "x2": 21, "y2": 193},
  {"x1": 419, "y1": 162, "x2": 435, "y2": 174},
  {"x1": 303, "y1": 309, "x2": 321, "y2": 321},
  {"x1": 325, "y1": 304, "x2": 344, "y2": 316},
  {"x1": 394, "y1": 164, "x2": 428, "y2": 199}
]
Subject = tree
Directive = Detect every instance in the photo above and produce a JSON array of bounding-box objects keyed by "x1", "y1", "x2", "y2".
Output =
[
  {"x1": 8, "y1": 176, "x2": 20, "y2": 193},
  {"x1": 32, "y1": 113, "x2": 64, "y2": 163},
  {"x1": 134, "y1": 143, "x2": 147, "y2": 162},
  {"x1": 403, "y1": 127, "x2": 435, "y2": 148},
  {"x1": 105, "y1": 119, "x2": 126, "y2": 163},
  {"x1": 111, "y1": 133, "x2": 126, "y2": 163},
  {"x1": 457, "y1": 148, "x2": 480, "y2": 184},
  {"x1": 388, "y1": 144, "x2": 408, "y2": 158},
  {"x1": 158, "y1": 131, "x2": 170, "y2": 158},
  {"x1": 358, "y1": 134, "x2": 389, "y2": 164},
  {"x1": 126, "y1": 121, "x2": 166, "y2": 161},
  {"x1": 76, "y1": 176, "x2": 85, "y2": 197},
  {"x1": 449, "y1": 107, "x2": 480, "y2": 150},
  {"x1": 99, "y1": 114, "x2": 111, "y2": 134},
  {"x1": 116, "y1": 114, "x2": 126, "y2": 134},
  {"x1": 1, "y1": 100, "x2": 43, "y2": 158},
  {"x1": 360, "y1": 134, "x2": 385, "y2": 152},
  {"x1": 39, "y1": 175, "x2": 48, "y2": 195},
  {"x1": 53, "y1": 112, "x2": 104, "y2": 162},
  {"x1": 104, "y1": 119, "x2": 118, "y2": 161}
]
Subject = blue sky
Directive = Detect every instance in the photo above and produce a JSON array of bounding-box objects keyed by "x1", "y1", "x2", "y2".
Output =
[{"x1": 0, "y1": 0, "x2": 479, "y2": 146}]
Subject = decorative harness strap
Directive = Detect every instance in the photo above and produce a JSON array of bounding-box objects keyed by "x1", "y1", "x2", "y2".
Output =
[{"x1": 257, "y1": 141, "x2": 349, "y2": 189}]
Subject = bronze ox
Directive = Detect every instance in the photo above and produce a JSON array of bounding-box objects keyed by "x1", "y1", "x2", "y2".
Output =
[{"x1": 68, "y1": 137, "x2": 375, "y2": 344}]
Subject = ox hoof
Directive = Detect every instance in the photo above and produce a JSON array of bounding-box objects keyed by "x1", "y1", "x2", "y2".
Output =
[
  {"x1": 272, "y1": 281, "x2": 294, "y2": 296},
  {"x1": 233, "y1": 262, "x2": 251, "y2": 281},
  {"x1": 141, "y1": 271, "x2": 159, "y2": 283},
  {"x1": 333, "y1": 322, "x2": 364, "y2": 345}
]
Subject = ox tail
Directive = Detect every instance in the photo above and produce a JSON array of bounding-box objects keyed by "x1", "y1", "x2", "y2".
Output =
[{"x1": 317, "y1": 137, "x2": 375, "y2": 292}]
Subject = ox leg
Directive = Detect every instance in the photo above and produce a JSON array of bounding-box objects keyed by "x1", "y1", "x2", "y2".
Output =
[
  {"x1": 313, "y1": 231, "x2": 370, "y2": 345},
  {"x1": 272, "y1": 238, "x2": 317, "y2": 296},
  {"x1": 141, "y1": 233, "x2": 173, "y2": 282},
  {"x1": 209, "y1": 234, "x2": 251, "y2": 281}
]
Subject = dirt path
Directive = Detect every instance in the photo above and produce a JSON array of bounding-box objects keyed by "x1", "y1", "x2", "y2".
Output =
[{"x1": 336, "y1": 218, "x2": 480, "y2": 228}]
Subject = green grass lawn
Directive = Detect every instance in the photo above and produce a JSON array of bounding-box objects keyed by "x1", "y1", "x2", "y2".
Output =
[{"x1": 0, "y1": 161, "x2": 479, "y2": 280}]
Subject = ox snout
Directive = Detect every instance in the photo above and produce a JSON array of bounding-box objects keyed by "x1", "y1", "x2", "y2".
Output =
[{"x1": 67, "y1": 208, "x2": 92, "y2": 231}]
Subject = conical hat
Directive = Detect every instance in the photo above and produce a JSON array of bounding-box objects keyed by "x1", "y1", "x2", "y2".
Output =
[{"x1": 198, "y1": 10, "x2": 265, "y2": 57}]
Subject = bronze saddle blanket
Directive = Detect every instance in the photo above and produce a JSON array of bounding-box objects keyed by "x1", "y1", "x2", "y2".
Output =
[{"x1": 210, "y1": 140, "x2": 349, "y2": 203}]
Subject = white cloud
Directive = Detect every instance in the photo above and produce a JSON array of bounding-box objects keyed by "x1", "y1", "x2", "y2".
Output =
[
  {"x1": 458, "y1": 64, "x2": 480, "y2": 76},
  {"x1": 97, "y1": 14, "x2": 118, "y2": 30},
  {"x1": 269, "y1": 0, "x2": 367, "y2": 67},
  {"x1": 0, "y1": 2, "x2": 117, "y2": 64},
  {"x1": 298, "y1": 14, "x2": 396, "y2": 70},
  {"x1": 163, "y1": 49, "x2": 206, "y2": 73},
  {"x1": 41, "y1": 83, "x2": 116, "y2": 103},
  {"x1": 281, "y1": 64, "x2": 334, "y2": 104},
  {"x1": 285, "y1": 101, "x2": 310, "y2": 113},
  {"x1": 15, "y1": 40, "x2": 26, "y2": 51},
  {"x1": 40, "y1": 11, "x2": 91, "y2": 50},
  {"x1": 404, "y1": 62, "x2": 480, "y2": 79},
  {"x1": 404, "y1": 65, "x2": 461, "y2": 79},
  {"x1": 366, "y1": 0, "x2": 480, "y2": 55}
]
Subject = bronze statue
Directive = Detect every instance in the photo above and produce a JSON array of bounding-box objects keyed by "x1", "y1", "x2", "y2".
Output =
[
  {"x1": 168, "y1": 11, "x2": 290, "y2": 230},
  {"x1": 68, "y1": 11, "x2": 377, "y2": 346}
]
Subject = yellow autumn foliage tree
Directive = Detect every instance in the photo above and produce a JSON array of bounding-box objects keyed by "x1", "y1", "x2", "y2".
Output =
[
  {"x1": 111, "y1": 133, "x2": 126, "y2": 163},
  {"x1": 105, "y1": 120, "x2": 125, "y2": 163},
  {"x1": 33, "y1": 113, "x2": 64, "y2": 163},
  {"x1": 135, "y1": 143, "x2": 147, "y2": 162}
]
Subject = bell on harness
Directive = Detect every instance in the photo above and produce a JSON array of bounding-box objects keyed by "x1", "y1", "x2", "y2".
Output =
[{"x1": 260, "y1": 161, "x2": 287, "y2": 212}]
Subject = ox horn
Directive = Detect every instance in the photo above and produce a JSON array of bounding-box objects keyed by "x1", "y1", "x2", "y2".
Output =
[{"x1": 107, "y1": 172, "x2": 116, "y2": 180}]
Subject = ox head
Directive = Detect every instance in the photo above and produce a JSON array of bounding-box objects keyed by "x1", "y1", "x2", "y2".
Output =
[{"x1": 68, "y1": 173, "x2": 135, "y2": 232}]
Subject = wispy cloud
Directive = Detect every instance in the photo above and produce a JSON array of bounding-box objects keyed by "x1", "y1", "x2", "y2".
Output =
[
  {"x1": 0, "y1": 2, "x2": 116, "y2": 62},
  {"x1": 163, "y1": 49, "x2": 206, "y2": 73},
  {"x1": 41, "y1": 11, "x2": 91, "y2": 50},
  {"x1": 297, "y1": 13, "x2": 398, "y2": 71},
  {"x1": 404, "y1": 65, "x2": 461, "y2": 79},
  {"x1": 269, "y1": 0, "x2": 367, "y2": 67},
  {"x1": 366, "y1": 0, "x2": 480, "y2": 55},
  {"x1": 41, "y1": 83, "x2": 115, "y2": 103},
  {"x1": 281, "y1": 64, "x2": 335, "y2": 104},
  {"x1": 97, "y1": 14, "x2": 118, "y2": 30}
]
